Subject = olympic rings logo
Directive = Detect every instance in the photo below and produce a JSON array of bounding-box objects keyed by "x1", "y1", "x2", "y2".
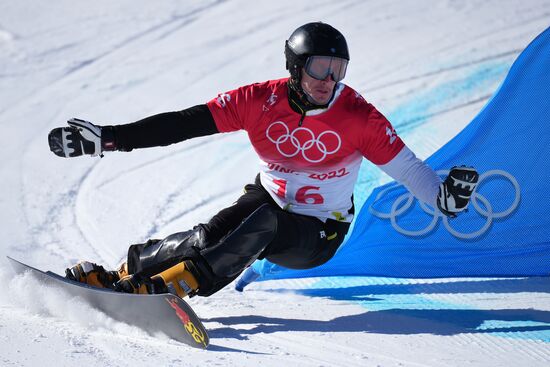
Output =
[
  {"x1": 369, "y1": 169, "x2": 521, "y2": 239},
  {"x1": 266, "y1": 121, "x2": 341, "y2": 163}
]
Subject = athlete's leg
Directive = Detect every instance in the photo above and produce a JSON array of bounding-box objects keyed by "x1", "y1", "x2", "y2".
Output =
[
  {"x1": 115, "y1": 177, "x2": 350, "y2": 298},
  {"x1": 201, "y1": 174, "x2": 275, "y2": 244},
  {"x1": 196, "y1": 205, "x2": 350, "y2": 295},
  {"x1": 66, "y1": 175, "x2": 272, "y2": 290}
]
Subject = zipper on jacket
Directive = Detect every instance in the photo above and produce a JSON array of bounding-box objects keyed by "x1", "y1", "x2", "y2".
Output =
[{"x1": 290, "y1": 98, "x2": 307, "y2": 126}]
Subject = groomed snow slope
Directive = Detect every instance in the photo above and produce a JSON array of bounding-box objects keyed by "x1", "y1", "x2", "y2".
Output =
[{"x1": 0, "y1": 1, "x2": 549, "y2": 366}]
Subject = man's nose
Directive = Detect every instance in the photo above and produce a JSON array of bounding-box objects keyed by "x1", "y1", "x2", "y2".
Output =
[{"x1": 321, "y1": 74, "x2": 334, "y2": 82}]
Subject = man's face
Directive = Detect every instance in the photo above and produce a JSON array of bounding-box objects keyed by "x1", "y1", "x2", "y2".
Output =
[{"x1": 300, "y1": 69, "x2": 337, "y2": 105}]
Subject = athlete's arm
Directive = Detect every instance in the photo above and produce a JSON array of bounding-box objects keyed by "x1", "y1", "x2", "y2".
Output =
[
  {"x1": 378, "y1": 146, "x2": 442, "y2": 207},
  {"x1": 113, "y1": 104, "x2": 218, "y2": 151},
  {"x1": 48, "y1": 104, "x2": 219, "y2": 157},
  {"x1": 357, "y1": 100, "x2": 476, "y2": 216},
  {"x1": 356, "y1": 102, "x2": 441, "y2": 207}
]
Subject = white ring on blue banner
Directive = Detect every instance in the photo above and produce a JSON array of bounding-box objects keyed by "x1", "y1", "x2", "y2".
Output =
[{"x1": 369, "y1": 169, "x2": 521, "y2": 239}]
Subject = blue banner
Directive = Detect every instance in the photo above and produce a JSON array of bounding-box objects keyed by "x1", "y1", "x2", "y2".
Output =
[{"x1": 251, "y1": 27, "x2": 550, "y2": 281}]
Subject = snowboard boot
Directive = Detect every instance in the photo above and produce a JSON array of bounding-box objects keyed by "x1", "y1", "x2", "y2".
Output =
[
  {"x1": 115, "y1": 260, "x2": 200, "y2": 298},
  {"x1": 116, "y1": 262, "x2": 129, "y2": 279},
  {"x1": 65, "y1": 261, "x2": 121, "y2": 289}
]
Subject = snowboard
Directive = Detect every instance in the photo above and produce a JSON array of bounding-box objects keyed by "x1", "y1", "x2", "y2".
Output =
[{"x1": 6, "y1": 256, "x2": 209, "y2": 349}]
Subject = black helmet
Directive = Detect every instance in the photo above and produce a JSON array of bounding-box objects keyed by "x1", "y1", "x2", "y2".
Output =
[{"x1": 285, "y1": 22, "x2": 349, "y2": 81}]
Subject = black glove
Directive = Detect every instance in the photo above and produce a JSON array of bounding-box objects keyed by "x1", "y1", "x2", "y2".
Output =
[
  {"x1": 437, "y1": 166, "x2": 479, "y2": 218},
  {"x1": 48, "y1": 118, "x2": 116, "y2": 158}
]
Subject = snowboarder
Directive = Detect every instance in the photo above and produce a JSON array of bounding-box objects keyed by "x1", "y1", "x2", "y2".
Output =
[{"x1": 48, "y1": 22, "x2": 479, "y2": 298}]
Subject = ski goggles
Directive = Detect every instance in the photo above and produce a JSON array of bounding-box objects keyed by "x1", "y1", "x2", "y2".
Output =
[{"x1": 304, "y1": 55, "x2": 349, "y2": 82}]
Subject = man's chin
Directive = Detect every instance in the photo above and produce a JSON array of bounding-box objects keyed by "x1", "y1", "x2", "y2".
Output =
[{"x1": 306, "y1": 93, "x2": 331, "y2": 106}]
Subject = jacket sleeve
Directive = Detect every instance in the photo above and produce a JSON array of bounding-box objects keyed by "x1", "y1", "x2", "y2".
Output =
[
  {"x1": 206, "y1": 82, "x2": 269, "y2": 133},
  {"x1": 377, "y1": 146, "x2": 442, "y2": 206},
  {"x1": 110, "y1": 104, "x2": 219, "y2": 151},
  {"x1": 357, "y1": 103, "x2": 405, "y2": 165}
]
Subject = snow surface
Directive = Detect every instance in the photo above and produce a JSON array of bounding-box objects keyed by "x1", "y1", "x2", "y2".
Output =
[{"x1": 1, "y1": 1, "x2": 549, "y2": 366}]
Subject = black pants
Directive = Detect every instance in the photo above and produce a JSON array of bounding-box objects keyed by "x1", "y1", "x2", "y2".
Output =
[{"x1": 127, "y1": 175, "x2": 351, "y2": 296}]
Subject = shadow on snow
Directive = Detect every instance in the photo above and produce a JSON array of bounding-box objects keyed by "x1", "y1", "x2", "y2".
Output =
[{"x1": 207, "y1": 277, "x2": 550, "y2": 340}]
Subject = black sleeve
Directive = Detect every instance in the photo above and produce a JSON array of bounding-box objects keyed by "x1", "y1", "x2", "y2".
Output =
[{"x1": 111, "y1": 104, "x2": 219, "y2": 151}]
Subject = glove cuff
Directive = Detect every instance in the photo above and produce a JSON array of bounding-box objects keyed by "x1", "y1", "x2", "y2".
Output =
[
  {"x1": 436, "y1": 185, "x2": 457, "y2": 218},
  {"x1": 101, "y1": 126, "x2": 117, "y2": 151}
]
